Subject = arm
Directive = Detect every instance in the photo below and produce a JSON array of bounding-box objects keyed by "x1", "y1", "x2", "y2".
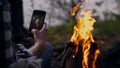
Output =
[{"x1": 29, "y1": 23, "x2": 47, "y2": 56}]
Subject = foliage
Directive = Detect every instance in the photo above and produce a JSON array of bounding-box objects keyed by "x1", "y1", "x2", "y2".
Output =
[
  {"x1": 93, "y1": 18, "x2": 120, "y2": 52},
  {"x1": 47, "y1": 20, "x2": 76, "y2": 46},
  {"x1": 94, "y1": 20, "x2": 120, "y2": 37}
]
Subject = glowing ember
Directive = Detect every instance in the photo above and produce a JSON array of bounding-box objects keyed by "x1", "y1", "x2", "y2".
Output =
[{"x1": 70, "y1": 0, "x2": 100, "y2": 68}]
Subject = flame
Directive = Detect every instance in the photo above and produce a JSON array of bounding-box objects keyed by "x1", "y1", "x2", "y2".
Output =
[
  {"x1": 92, "y1": 49, "x2": 100, "y2": 68},
  {"x1": 71, "y1": 3, "x2": 81, "y2": 16},
  {"x1": 35, "y1": 18, "x2": 40, "y2": 28},
  {"x1": 70, "y1": 0, "x2": 100, "y2": 68}
]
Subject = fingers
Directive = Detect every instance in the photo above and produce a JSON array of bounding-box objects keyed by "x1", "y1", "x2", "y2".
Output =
[
  {"x1": 41, "y1": 23, "x2": 47, "y2": 31},
  {"x1": 32, "y1": 29, "x2": 39, "y2": 37},
  {"x1": 31, "y1": 23, "x2": 47, "y2": 40},
  {"x1": 27, "y1": 37, "x2": 34, "y2": 42},
  {"x1": 31, "y1": 23, "x2": 47, "y2": 34},
  {"x1": 31, "y1": 29, "x2": 37, "y2": 35}
]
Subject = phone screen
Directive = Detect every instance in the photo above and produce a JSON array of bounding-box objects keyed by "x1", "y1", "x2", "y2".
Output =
[{"x1": 27, "y1": 10, "x2": 46, "y2": 37}]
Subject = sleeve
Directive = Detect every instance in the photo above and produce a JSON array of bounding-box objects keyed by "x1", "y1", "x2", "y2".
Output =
[
  {"x1": 15, "y1": 44, "x2": 33, "y2": 60},
  {"x1": 10, "y1": 56, "x2": 42, "y2": 68}
]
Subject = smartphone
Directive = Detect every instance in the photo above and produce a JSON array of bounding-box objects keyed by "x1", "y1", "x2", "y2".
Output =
[{"x1": 27, "y1": 10, "x2": 46, "y2": 37}]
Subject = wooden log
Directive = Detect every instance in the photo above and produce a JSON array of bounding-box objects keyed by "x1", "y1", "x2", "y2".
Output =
[{"x1": 63, "y1": 42, "x2": 100, "y2": 68}]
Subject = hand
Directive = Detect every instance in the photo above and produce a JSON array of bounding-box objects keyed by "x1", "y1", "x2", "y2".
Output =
[
  {"x1": 29, "y1": 23, "x2": 47, "y2": 56},
  {"x1": 32, "y1": 23, "x2": 47, "y2": 46}
]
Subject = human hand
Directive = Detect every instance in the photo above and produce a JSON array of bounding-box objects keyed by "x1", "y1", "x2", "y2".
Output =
[
  {"x1": 32, "y1": 23, "x2": 47, "y2": 47},
  {"x1": 29, "y1": 23, "x2": 47, "y2": 55}
]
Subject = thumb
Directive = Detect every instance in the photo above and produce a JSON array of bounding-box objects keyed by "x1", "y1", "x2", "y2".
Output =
[
  {"x1": 31, "y1": 29, "x2": 39, "y2": 38},
  {"x1": 31, "y1": 29, "x2": 37, "y2": 34},
  {"x1": 41, "y1": 23, "x2": 47, "y2": 31}
]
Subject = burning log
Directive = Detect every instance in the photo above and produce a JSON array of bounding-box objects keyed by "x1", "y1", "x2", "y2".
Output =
[
  {"x1": 62, "y1": 42, "x2": 100, "y2": 68},
  {"x1": 63, "y1": 42, "x2": 82, "y2": 68},
  {"x1": 51, "y1": 41, "x2": 120, "y2": 68}
]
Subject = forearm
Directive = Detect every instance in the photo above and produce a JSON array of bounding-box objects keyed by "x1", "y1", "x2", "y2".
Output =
[{"x1": 29, "y1": 42, "x2": 45, "y2": 56}]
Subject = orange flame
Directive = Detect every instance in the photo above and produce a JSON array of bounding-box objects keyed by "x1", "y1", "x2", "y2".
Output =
[
  {"x1": 71, "y1": 3, "x2": 81, "y2": 16},
  {"x1": 70, "y1": 0, "x2": 100, "y2": 68},
  {"x1": 92, "y1": 49, "x2": 100, "y2": 68}
]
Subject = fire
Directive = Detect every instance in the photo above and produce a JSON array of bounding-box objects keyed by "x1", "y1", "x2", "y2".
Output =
[
  {"x1": 70, "y1": 0, "x2": 100, "y2": 68},
  {"x1": 71, "y1": 3, "x2": 81, "y2": 16},
  {"x1": 92, "y1": 49, "x2": 100, "y2": 68}
]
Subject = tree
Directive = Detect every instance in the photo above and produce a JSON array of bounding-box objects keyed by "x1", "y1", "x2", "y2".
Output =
[{"x1": 115, "y1": 0, "x2": 120, "y2": 14}]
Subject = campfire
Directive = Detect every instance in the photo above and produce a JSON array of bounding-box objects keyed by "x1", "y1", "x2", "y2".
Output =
[
  {"x1": 64, "y1": 0, "x2": 100, "y2": 68},
  {"x1": 51, "y1": 0, "x2": 120, "y2": 68}
]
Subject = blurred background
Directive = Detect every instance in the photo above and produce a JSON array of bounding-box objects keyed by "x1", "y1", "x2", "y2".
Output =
[{"x1": 12, "y1": 0, "x2": 120, "y2": 51}]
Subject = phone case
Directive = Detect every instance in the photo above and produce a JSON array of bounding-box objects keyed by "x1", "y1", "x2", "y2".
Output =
[{"x1": 27, "y1": 10, "x2": 46, "y2": 37}]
